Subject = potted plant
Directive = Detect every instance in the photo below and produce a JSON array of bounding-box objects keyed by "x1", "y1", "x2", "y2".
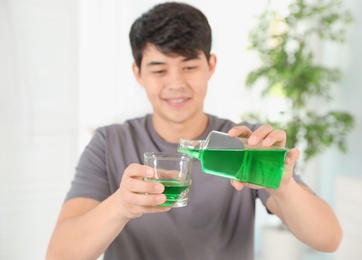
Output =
[
  {"x1": 243, "y1": 0, "x2": 354, "y2": 171},
  {"x1": 243, "y1": 0, "x2": 355, "y2": 258}
]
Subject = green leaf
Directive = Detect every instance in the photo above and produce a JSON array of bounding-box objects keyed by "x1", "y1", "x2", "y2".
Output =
[{"x1": 243, "y1": 0, "x2": 355, "y2": 163}]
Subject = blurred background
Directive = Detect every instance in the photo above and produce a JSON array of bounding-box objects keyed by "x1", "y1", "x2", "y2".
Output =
[{"x1": 0, "y1": 0, "x2": 361, "y2": 259}]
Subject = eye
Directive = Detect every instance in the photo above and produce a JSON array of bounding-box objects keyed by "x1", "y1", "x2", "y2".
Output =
[
  {"x1": 184, "y1": 66, "x2": 197, "y2": 71},
  {"x1": 152, "y1": 70, "x2": 166, "y2": 75}
]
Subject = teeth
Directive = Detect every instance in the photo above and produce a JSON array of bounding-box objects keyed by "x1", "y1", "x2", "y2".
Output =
[{"x1": 168, "y1": 98, "x2": 185, "y2": 103}]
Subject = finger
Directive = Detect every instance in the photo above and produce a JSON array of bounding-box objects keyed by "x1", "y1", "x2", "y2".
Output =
[
  {"x1": 230, "y1": 180, "x2": 246, "y2": 191},
  {"x1": 125, "y1": 163, "x2": 155, "y2": 179},
  {"x1": 143, "y1": 206, "x2": 172, "y2": 214},
  {"x1": 228, "y1": 126, "x2": 253, "y2": 138},
  {"x1": 128, "y1": 192, "x2": 167, "y2": 207},
  {"x1": 125, "y1": 177, "x2": 165, "y2": 194},
  {"x1": 127, "y1": 204, "x2": 171, "y2": 218},
  {"x1": 262, "y1": 129, "x2": 286, "y2": 147},
  {"x1": 284, "y1": 148, "x2": 300, "y2": 172},
  {"x1": 285, "y1": 148, "x2": 300, "y2": 165},
  {"x1": 248, "y1": 124, "x2": 274, "y2": 145}
]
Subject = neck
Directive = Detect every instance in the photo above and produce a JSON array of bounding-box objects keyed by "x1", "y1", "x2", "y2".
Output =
[{"x1": 152, "y1": 113, "x2": 209, "y2": 143}]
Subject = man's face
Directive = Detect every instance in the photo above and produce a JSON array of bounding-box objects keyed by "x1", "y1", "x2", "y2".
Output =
[{"x1": 133, "y1": 44, "x2": 216, "y2": 125}]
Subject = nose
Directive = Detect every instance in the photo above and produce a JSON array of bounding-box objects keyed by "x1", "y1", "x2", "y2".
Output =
[{"x1": 165, "y1": 69, "x2": 186, "y2": 90}]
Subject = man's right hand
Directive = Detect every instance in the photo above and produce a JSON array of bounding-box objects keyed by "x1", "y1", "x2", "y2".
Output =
[{"x1": 116, "y1": 163, "x2": 171, "y2": 220}]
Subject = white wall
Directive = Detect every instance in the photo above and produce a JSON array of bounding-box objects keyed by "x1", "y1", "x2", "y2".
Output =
[
  {"x1": 318, "y1": 0, "x2": 362, "y2": 200},
  {"x1": 0, "y1": 0, "x2": 78, "y2": 259},
  {"x1": 319, "y1": 0, "x2": 362, "y2": 258}
]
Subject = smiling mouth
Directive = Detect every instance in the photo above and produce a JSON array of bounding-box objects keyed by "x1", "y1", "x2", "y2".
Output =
[
  {"x1": 167, "y1": 98, "x2": 188, "y2": 103},
  {"x1": 164, "y1": 97, "x2": 190, "y2": 107}
]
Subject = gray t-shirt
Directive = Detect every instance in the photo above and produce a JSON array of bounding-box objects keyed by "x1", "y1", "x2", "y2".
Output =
[{"x1": 65, "y1": 114, "x2": 292, "y2": 260}]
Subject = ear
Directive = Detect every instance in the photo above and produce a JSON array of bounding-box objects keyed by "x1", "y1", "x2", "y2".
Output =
[
  {"x1": 207, "y1": 54, "x2": 217, "y2": 78},
  {"x1": 132, "y1": 62, "x2": 144, "y2": 87}
]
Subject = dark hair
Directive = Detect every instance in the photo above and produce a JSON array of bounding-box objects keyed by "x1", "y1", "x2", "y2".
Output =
[{"x1": 129, "y1": 2, "x2": 212, "y2": 68}]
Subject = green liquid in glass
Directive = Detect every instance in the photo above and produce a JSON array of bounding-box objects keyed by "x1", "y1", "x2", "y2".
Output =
[
  {"x1": 179, "y1": 148, "x2": 287, "y2": 189},
  {"x1": 150, "y1": 179, "x2": 189, "y2": 207}
]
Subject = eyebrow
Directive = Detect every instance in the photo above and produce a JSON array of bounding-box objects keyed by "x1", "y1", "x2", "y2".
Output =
[
  {"x1": 183, "y1": 55, "x2": 200, "y2": 62},
  {"x1": 146, "y1": 55, "x2": 200, "y2": 67},
  {"x1": 146, "y1": 61, "x2": 165, "y2": 67}
]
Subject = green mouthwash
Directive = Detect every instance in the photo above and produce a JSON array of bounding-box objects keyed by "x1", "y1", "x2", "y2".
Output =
[{"x1": 178, "y1": 131, "x2": 287, "y2": 189}]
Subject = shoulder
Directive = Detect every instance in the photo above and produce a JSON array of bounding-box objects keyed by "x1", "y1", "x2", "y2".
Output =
[
  {"x1": 90, "y1": 115, "x2": 154, "y2": 152},
  {"x1": 95, "y1": 115, "x2": 148, "y2": 137}
]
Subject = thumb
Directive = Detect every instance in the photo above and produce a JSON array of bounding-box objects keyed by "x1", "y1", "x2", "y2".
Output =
[{"x1": 284, "y1": 148, "x2": 300, "y2": 174}]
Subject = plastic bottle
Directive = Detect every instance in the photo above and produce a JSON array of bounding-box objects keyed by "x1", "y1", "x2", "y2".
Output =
[{"x1": 178, "y1": 130, "x2": 287, "y2": 189}]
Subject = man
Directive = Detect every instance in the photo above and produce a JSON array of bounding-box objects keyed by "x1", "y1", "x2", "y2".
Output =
[{"x1": 46, "y1": 2, "x2": 342, "y2": 259}]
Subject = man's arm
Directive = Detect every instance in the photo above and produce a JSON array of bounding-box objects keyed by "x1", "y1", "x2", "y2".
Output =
[
  {"x1": 228, "y1": 125, "x2": 342, "y2": 252},
  {"x1": 46, "y1": 164, "x2": 170, "y2": 259},
  {"x1": 46, "y1": 195, "x2": 127, "y2": 260},
  {"x1": 265, "y1": 180, "x2": 342, "y2": 252}
]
